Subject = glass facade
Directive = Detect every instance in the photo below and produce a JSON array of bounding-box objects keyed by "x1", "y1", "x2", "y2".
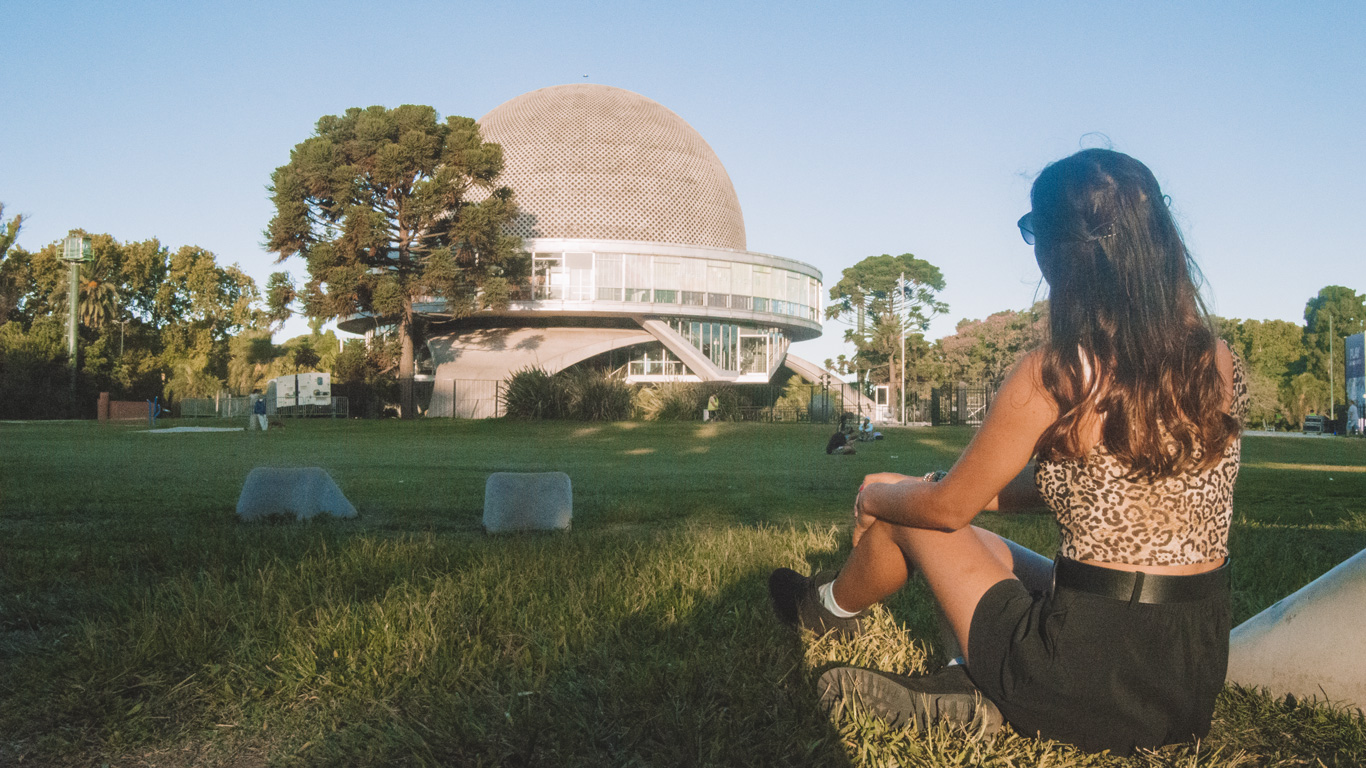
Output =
[
  {"x1": 665, "y1": 318, "x2": 787, "y2": 375},
  {"x1": 523, "y1": 250, "x2": 820, "y2": 322},
  {"x1": 625, "y1": 343, "x2": 688, "y2": 377}
]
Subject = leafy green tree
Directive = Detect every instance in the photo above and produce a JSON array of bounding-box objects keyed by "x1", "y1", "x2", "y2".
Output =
[
  {"x1": 227, "y1": 331, "x2": 278, "y2": 395},
  {"x1": 47, "y1": 251, "x2": 121, "y2": 331},
  {"x1": 826, "y1": 253, "x2": 947, "y2": 406},
  {"x1": 0, "y1": 204, "x2": 26, "y2": 321},
  {"x1": 0, "y1": 316, "x2": 87, "y2": 418},
  {"x1": 1286, "y1": 371, "x2": 1328, "y2": 429},
  {"x1": 164, "y1": 354, "x2": 224, "y2": 400},
  {"x1": 1214, "y1": 316, "x2": 1307, "y2": 428},
  {"x1": 1303, "y1": 286, "x2": 1366, "y2": 407},
  {"x1": 7, "y1": 234, "x2": 261, "y2": 404},
  {"x1": 1242, "y1": 368, "x2": 1283, "y2": 431},
  {"x1": 333, "y1": 338, "x2": 396, "y2": 418},
  {"x1": 265, "y1": 104, "x2": 524, "y2": 417},
  {"x1": 264, "y1": 271, "x2": 296, "y2": 330},
  {"x1": 934, "y1": 303, "x2": 1048, "y2": 387}
]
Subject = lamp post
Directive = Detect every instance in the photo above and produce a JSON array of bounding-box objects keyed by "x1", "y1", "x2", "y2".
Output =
[
  {"x1": 117, "y1": 314, "x2": 131, "y2": 356},
  {"x1": 898, "y1": 272, "x2": 907, "y2": 426},
  {"x1": 60, "y1": 235, "x2": 91, "y2": 395}
]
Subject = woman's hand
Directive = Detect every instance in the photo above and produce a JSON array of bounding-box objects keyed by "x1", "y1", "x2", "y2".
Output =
[{"x1": 851, "y1": 473, "x2": 924, "y2": 548}]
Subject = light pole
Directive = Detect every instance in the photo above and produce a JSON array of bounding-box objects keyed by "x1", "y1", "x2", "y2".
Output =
[
  {"x1": 898, "y1": 272, "x2": 907, "y2": 426},
  {"x1": 118, "y1": 314, "x2": 130, "y2": 356},
  {"x1": 1329, "y1": 312, "x2": 1335, "y2": 428},
  {"x1": 60, "y1": 235, "x2": 91, "y2": 395}
]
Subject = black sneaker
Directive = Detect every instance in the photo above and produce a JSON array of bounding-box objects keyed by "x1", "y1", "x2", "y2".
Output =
[
  {"x1": 767, "y1": 568, "x2": 865, "y2": 638},
  {"x1": 816, "y1": 664, "x2": 1003, "y2": 734}
]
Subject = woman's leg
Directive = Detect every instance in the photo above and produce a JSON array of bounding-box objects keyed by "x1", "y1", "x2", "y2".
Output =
[{"x1": 831, "y1": 520, "x2": 1050, "y2": 662}]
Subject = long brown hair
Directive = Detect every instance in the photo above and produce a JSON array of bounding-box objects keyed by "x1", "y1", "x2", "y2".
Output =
[{"x1": 1029, "y1": 149, "x2": 1238, "y2": 478}]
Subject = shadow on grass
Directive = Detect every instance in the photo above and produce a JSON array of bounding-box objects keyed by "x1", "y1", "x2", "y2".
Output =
[
  {"x1": 285, "y1": 556, "x2": 856, "y2": 766},
  {"x1": 2, "y1": 524, "x2": 858, "y2": 767}
]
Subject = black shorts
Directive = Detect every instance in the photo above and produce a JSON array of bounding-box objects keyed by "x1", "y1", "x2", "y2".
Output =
[{"x1": 966, "y1": 562, "x2": 1231, "y2": 756}]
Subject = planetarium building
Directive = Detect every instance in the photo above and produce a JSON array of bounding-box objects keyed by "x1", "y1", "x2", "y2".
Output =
[{"x1": 376, "y1": 84, "x2": 847, "y2": 417}]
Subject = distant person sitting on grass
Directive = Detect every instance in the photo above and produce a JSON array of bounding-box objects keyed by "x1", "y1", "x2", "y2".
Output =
[
  {"x1": 770, "y1": 149, "x2": 1247, "y2": 756},
  {"x1": 858, "y1": 417, "x2": 882, "y2": 441},
  {"x1": 826, "y1": 426, "x2": 856, "y2": 455}
]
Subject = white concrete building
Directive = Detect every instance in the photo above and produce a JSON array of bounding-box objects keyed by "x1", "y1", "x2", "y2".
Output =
[{"x1": 343, "y1": 84, "x2": 861, "y2": 417}]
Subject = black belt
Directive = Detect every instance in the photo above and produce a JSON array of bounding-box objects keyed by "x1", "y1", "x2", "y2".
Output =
[{"x1": 1052, "y1": 556, "x2": 1229, "y2": 605}]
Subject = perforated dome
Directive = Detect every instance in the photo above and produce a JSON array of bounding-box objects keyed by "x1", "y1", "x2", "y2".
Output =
[{"x1": 478, "y1": 84, "x2": 746, "y2": 250}]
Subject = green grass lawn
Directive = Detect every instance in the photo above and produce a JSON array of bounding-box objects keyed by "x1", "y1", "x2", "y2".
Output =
[{"x1": 2, "y1": 419, "x2": 1364, "y2": 766}]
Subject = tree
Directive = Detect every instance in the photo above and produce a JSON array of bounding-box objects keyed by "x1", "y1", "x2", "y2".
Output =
[
  {"x1": 227, "y1": 330, "x2": 278, "y2": 395},
  {"x1": 264, "y1": 271, "x2": 296, "y2": 330},
  {"x1": 10, "y1": 234, "x2": 261, "y2": 403},
  {"x1": 1285, "y1": 371, "x2": 1327, "y2": 429},
  {"x1": 1303, "y1": 286, "x2": 1366, "y2": 407},
  {"x1": 47, "y1": 252, "x2": 121, "y2": 331},
  {"x1": 265, "y1": 104, "x2": 524, "y2": 417},
  {"x1": 826, "y1": 253, "x2": 947, "y2": 410},
  {"x1": 934, "y1": 303, "x2": 1048, "y2": 387},
  {"x1": 1214, "y1": 316, "x2": 1307, "y2": 428},
  {"x1": 0, "y1": 204, "x2": 25, "y2": 321}
]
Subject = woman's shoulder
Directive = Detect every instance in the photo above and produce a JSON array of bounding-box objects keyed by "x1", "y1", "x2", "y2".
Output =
[
  {"x1": 1216, "y1": 339, "x2": 1250, "y2": 419},
  {"x1": 998, "y1": 348, "x2": 1062, "y2": 416}
]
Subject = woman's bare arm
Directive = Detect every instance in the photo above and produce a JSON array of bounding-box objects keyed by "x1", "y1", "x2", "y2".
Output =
[
  {"x1": 981, "y1": 461, "x2": 1046, "y2": 512},
  {"x1": 856, "y1": 351, "x2": 1058, "y2": 531}
]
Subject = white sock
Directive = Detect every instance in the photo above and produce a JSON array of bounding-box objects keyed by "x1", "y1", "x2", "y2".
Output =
[{"x1": 819, "y1": 581, "x2": 860, "y2": 618}]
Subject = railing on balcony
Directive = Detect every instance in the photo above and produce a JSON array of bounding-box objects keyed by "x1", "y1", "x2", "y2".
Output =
[
  {"x1": 627, "y1": 359, "x2": 689, "y2": 376},
  {"x1": 496, "y1": 282, "x2": 813, "y2": 322}
]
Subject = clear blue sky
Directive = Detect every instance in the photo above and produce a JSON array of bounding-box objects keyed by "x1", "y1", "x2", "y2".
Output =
[{"x1": 5, "y1": 1, "x2": 1363, "y2": 369}]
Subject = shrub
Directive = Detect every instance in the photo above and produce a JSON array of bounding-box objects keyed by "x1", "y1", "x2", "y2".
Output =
[
  {"x1": 563, "y1": 369, "x2": 633, "y2": 421},
  {"x1": 501, "y1": 367, "x2": 567, "y2": 419},
  {"x1": 504, "y1": 367, "x2": 632, "y2": 421},
  {"x1": 636, "y1": 382, "x2": 701, "y2": 421}
]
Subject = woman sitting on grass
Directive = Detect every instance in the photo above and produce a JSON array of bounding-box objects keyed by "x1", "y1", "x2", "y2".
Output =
[{"x1": 770, "y1": 148, "x2": 1247, "y2": 756}]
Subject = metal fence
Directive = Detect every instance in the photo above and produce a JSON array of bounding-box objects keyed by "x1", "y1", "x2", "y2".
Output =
[
  {"x1": 426, "y1": 379, "x2": 504, "y2": 419},
  {"x1": 173, "y1": 381, "x2": 959, "y2": 426},
  {"x1": 177, "y1": 395, "x2": 350, "y2": 419},
  {"x1": 706, "y1": 384, "x2": 927, "y2": 425},
  {"x1": 930, "y1": 384, "x2": 995, "y2": 426}
]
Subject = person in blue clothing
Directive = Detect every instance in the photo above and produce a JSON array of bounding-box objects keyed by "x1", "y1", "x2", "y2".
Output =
[{"x1": 252, "y1": 391, "x2": 268, "y2": 432}]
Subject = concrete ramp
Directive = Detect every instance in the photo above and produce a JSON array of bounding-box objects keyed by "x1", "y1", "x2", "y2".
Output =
[
  {"x1": 1227, "y1": 548, "x2": 1366, "y2": 711},
  {"x1": 783, "y1": 354, "x2": 878, "y2": 416}
]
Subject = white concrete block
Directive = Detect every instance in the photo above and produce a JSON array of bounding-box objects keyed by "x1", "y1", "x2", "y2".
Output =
[
  {"x1": 1227, "y1": 547, "x2": 1366, "y2": 711},
  {"x1": 236, "y1": 467, "x2": 358, "y2": 522},
  {"x1": 484, "y1": 472, "x2": 572, "y2": 533}
]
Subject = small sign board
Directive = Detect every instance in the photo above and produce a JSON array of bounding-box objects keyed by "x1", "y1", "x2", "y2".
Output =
[
  {"x1": 1347, "y1": 333, "x2": 1365, "y2": 410},
  {"x1": 273, "y1": 372, "x2": 332, "y2": 408}
]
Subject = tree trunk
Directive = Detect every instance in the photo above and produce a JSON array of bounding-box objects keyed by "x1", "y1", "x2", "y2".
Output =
[{"x1": 398, "y1": 304, "x2": 415, "y2": 419}]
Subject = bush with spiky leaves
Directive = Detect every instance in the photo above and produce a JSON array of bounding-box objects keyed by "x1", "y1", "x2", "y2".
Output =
[
  {"x1": 634, "y1": 382, "x2": 702, "y2": 421},
  {"x1": 562, "y1": 369, "x2": 633, "y2": 421},
  {"x1": 501, "y1": 366, "x2": 567, "y2": 419}
]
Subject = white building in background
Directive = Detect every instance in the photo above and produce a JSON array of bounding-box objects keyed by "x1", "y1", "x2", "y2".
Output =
[{"x1": 340, "y1": 83, "x2": 866, "y2": 417}]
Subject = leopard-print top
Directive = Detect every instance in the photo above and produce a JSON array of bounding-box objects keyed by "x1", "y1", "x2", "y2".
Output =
[{"x1": 1035, "y1": 354, "x2": 1249, "y2": 566}]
